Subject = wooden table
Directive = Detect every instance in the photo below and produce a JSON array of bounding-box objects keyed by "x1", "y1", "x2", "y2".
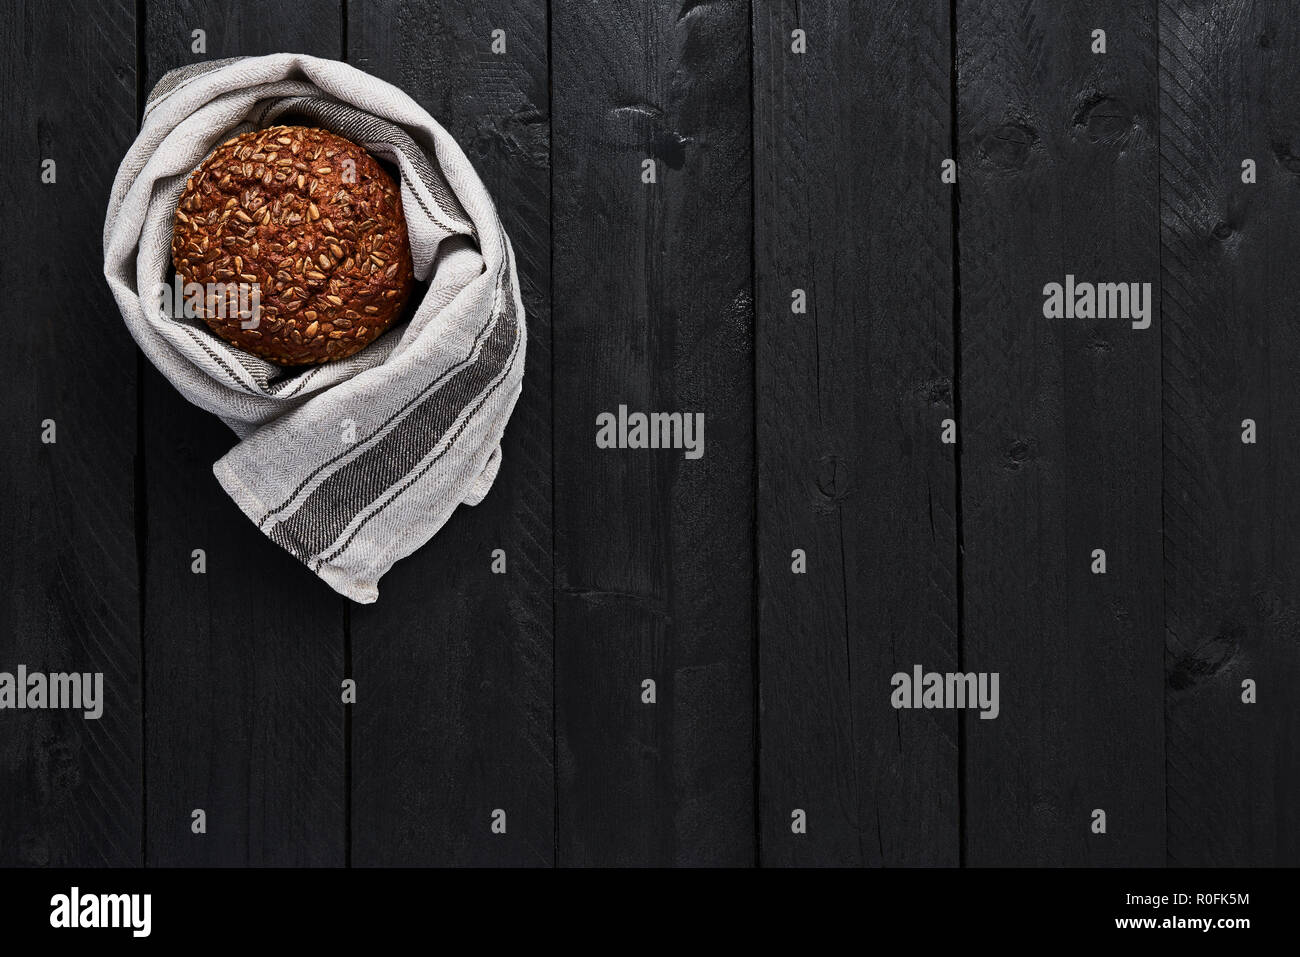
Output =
[{"x1": 1, "y1": 0, "x2": 1295, "y2": 867}]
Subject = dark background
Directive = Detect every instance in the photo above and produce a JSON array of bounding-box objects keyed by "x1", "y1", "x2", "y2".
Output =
[{"x1": 1, "y1": 0, "x2": 1296, "y2": 867}]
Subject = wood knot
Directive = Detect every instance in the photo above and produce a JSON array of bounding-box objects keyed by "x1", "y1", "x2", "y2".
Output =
[
  {"x1": 1272, "y1": 141, "x2": 1300, "y2": 174},
  {"x1": 814, "y1": 454, "x2": 851, "y2": 501},
  {"x1": 1168, "y1": 630, "x2": 1240, "y2": 690},
  {"x1": 607, "y1": 103, "x2": 691, "y2": 169},
  {"x1": 981, "y1": 122, "x2": 1036, "y2": 171},
  {"x1": 653, "y1": 128, "x2": 690, "y2": 170},
  {"x1": 1077, "y1": 95, "x2": 1133, "y2": 144},
  {"x1": 1003, "y1": 437, "x2": 1036, "y2": 471}
]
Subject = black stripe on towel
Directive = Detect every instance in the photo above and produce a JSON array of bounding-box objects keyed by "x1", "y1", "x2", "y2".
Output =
[{"x1": 269, "y1": 277, "x2": 517, "y2": 560}]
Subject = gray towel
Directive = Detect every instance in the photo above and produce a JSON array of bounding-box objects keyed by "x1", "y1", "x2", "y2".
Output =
[{"x1": 103, "y1": 54, "x2": 526, "y2": 603}]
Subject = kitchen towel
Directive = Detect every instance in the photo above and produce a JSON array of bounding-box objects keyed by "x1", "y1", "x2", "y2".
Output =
[{"x1": 104, "y1": 53, "x2": 526, "y2": 603}]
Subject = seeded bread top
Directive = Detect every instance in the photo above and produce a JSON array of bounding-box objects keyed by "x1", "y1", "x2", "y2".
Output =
[{"x1": 171, "y1": 125, "x2": 415, "y2": 365}]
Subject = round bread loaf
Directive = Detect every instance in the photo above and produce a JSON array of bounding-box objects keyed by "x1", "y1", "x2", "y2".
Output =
[{"x1": 171, "y1": 125, "x2": 414, "y2": 365}]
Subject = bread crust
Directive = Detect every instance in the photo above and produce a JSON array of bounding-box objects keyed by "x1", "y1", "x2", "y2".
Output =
[{"x1": 172, "y1": 125, "x2": 414, "y2": 365}]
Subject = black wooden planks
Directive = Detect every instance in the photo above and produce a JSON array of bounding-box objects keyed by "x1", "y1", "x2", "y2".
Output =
[
  {"x1": 0, "y1": 0, "x2": 141, "y2": 867},
  {"x1": 956, "y1": 0, "x2": 1165, "y2": 864},
  {"x1": 140, "y1": 0, "x2": 346, "y2": 866},
  {"x1": 1, "y1": 0, "x2": 1297, "y2": 871},
  {"x1": 551, "y1": 0, "x2": 755, "y2": 865},
  {"x1": 347, "y1": 0, "x2": 554, "y2": 867},
  {"x1": 753, "y1": 1, "x2": 960, "y2": 866},
  {"x1": 1159, "y1": 0, "x2": 1300, "y2": 867}
]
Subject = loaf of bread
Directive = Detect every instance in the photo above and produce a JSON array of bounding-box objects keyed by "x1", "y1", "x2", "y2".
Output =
[{"x1": 171, "y1": 125, "x2": 414, "y2": 365}]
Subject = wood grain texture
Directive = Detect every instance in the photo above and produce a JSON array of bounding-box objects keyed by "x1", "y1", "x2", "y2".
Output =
[
  {"x1": 1159, "y1": 0, "x2": 1300, "y2": 866},
  {"x1": 347, "y1": 0, "x2": 554, "y2": 867},
  {"x1": 141, "y1": 0, "x2": 345, "y2": 866},
  {"x1": 0, "y1": 0, "x2": 141, "y2": 867},
  {"x1": 2, "y1": 0, "x2": 1298, "y2": 870},
  {"x1": 551, "y1": 0, "x2": 755, "y2": 866},
  {"x1": 957, "y1": 0, "x2": 1165, "y2": 864},
  {"x1": 754, "y1": 0, "x2": 959, "y2": 866}
]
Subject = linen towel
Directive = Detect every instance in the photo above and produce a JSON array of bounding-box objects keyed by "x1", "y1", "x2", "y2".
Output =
[{"x1": 103, "y1": 53, "x2": 526, "y2": 603}]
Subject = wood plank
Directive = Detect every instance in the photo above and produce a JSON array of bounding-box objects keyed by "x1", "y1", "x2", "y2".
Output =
[
  {"x1": 753, "y1": 1, "x2": 960, "y2": 865},
  {"x1": 551, "y1": 0, "x2": 755, "y2": 866},
  {"x1": 0, "y1": 0, "x2": 141, "y2": 867},
  {"x1": 956, "y1": 0, "x2": 1165, "y2": 864},
  {"x1": 141, "y1": 0, "x2": 346, "y2": 866},
  {"x1": 347, "y1": 0, "x2": 554, "y2": 867},
  {"x1": 1159, "y1": 0, "x2": 1300, "y2": 866}
]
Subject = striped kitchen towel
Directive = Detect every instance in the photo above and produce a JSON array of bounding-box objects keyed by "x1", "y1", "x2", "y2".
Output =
[{"x1": 103, "y1": 54, "x2": 526, "y2": 603}]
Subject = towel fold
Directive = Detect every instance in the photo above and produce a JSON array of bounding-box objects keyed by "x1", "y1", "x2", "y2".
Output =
[{"x1": 104, "y1": 54, "x2": 526, "y2": 603}]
